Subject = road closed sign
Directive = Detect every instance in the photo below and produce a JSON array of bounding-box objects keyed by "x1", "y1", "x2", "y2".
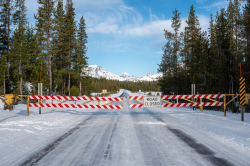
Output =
[{"x1": 143, "y1": 96, "x2": 161, "y2": 107}]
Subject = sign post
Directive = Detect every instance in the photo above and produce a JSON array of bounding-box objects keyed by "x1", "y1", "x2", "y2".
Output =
[
  {"x1": 143, "y1": 96, "x2": 161, "y2": 108},
  {"x1": 38, "y1": 83, "x2": 42, "y2": 114},
  {"x1": 102, "y1": 89, "x2": 107, "y2": 97},
  {"x1": 239, "y1": 77, "x2": 245, "y2": 121},
  {"x1": 239, "y1": 63, "x2": 245, "y2": 121}
]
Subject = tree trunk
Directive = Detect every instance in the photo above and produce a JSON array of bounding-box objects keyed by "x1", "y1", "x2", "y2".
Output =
[
  {"x1": 63, "y1": 80, "x2": 65, "y2": 95},
  {"x1": 19, "y1": 3, "x2": 22, "y2": 96},
  {"x1": 79, "y1": 81, "x2": 81, "y2": 96},
  {"x1": 3, "y1": 72, "x2": 5, "y2": 95},
  {"x1": 54, "y1": 84, "x2": 57, "y2": 95},
  {"x1": 7, "y1": 3, "x2": 10, "y2": 82},
  {"x1": 61, "y1": 80, "x2": 63, "y2": 96},
  {"x1": 47, "y1": 30, "x2": 52, "y2": 95},
  {"x1": 68, "y1": 72, "x2": 70, "y2": 96}
]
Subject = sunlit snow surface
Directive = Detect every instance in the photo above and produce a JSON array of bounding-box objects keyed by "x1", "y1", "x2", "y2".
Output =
[{"x1": 0, "y1": 90, "x2": 250, "y2": 165}]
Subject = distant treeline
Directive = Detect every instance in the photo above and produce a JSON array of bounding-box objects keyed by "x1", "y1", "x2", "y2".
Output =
[{"x1": 92, "y1": 77, "x2": 160, "y2": 94}]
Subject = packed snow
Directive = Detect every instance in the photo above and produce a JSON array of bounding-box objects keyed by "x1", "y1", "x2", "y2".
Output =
[{"x1": 0, "y1": 90, "x2": 250, "y2": 165}]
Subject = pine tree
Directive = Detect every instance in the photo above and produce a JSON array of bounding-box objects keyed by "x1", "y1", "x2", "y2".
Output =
[
  {"x1": 34, "y1": 0, "x2": 55, "y2": 95},
  {"x1": 64, "y1": 0, "x2": 77, "y2": 96},
  {"x1": 23, "y1": 24, "x2": 47, "y2": 95},
  {"x1": 242, "y1": 0, "x2": 250, "y2": 92},
  {"x1": 0, "y1": 0, "x2": 14, "y2": 94},
  {"x1": 183, "y1": 5, "x2": 202, "y2": 76},
  {"x1": 53, "y1": 0, "x2": 66, "y2": 95},
  {"x1": 10, "y1": 0, "x2": 27, "y2": 95},
  {"x1": 75, "y1": 15, "x2": 88, "y2": 96},
  {"x1": 226, "y1": 0, "x2": 243, "y2": 94},
  {"x1": 214, "y1": 8, "x2": 232, "y2": 94},
  {"x1": 158, "y1": 8, "x2": 182, "y2": 95}
]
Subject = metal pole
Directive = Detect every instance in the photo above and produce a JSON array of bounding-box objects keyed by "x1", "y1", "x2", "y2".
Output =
[
  {"x1": 38, "y1": 83, "x2": 41, "y2": 114},
  {"x1": 193, "y1": 75, "x2": 195, "y2": 110},
  {"x1": 240, "y1": 63, "x2": 244, "y2": 121},
  {"x1": 224, "y1": 94, "x2": 226, "y2": 117},
  {"x1": 27, "y1": 95, "x2": 29, "y2": 116},
  {"x1": 241, "y1": 106, "x2": 244, "y2": 121}
]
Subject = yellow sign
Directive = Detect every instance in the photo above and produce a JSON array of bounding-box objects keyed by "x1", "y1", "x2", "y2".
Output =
[
  {"x1": 5, "y1": 94, "x2": 15, "y2": 105},
  {"x1": 4, "y1": 94, "x2": 18, "y2": 110},
  {"x1": 239, "y1": 77, "x2": 245, "y2": 105}
]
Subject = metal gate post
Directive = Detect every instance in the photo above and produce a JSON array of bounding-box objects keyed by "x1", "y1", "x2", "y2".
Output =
[
  {"x1": 27, "y1": 95, "x2": 29, "y2": 116},
  {"x1": 224, "y1": 94, "x2": 226, "y2": 117}
]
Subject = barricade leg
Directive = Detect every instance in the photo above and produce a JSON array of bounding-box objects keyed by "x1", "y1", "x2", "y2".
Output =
[{"x1": 200, "y1": 98, "x2": 203, "y2": 112}]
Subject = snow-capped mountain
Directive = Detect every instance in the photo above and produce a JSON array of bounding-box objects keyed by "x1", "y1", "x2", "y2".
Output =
[
  {"x1": 83, "y1": 65, "x2": 162, "y2": 82},
  {"x1": 120, "y1": 72, "x2": 136, "y2": 79},
  {"x1": 83, "y1": 65, "x2": 123, "y2": 80},
  {"x1": 120, "y1": 72, "x2": 129, "y2": 78}
]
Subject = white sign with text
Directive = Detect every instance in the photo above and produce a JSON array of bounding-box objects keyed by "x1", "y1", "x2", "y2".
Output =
[{"x1": 143, "y1": 96, "x2": 161, "y2": 107}]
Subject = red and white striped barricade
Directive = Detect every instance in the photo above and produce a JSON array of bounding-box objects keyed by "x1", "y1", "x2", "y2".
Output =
[
  {"x1": 29, "y1": 103, "x2": 123, "y2": 109},
  {"x1": 29, "y1": 95, "x2": 123, "y2": 109},
  {"x1": 161, "y1": 94, "x2": 224, "y2": 100},
  {"x1": 129, "y1": 94, "x2": 225, "y2": 108},
  {"x1": 29, "y1": 95, "x2": 123, "y2": 101}
]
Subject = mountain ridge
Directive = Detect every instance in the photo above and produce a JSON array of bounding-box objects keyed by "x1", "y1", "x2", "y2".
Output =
[{"x1": 83, "y1": 65, "x2": 162, "y2": 81}]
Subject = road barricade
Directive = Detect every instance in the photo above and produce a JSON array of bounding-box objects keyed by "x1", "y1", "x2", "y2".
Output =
[
  {"x1": 26, "y1": 95, "x2": 123, "y2": 116},
  {"x1": 129, "y1": 94, "x2": 225, "y2": 108}
]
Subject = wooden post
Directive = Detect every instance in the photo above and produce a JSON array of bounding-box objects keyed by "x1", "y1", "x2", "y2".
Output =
[
  {"x1": 75, "y1": 100, "x2": 76, "y2": 104},
  {"x1": 51, "y1": 100, "x2": 53, "y2": 104},
  {"x1": 129, "y1": 99, "x2": 131, "y2": 105},
  {"x1": 27, "y1": 95, "x2": 29, "y2": 116},
  {"x1": 224, "y1": 94, "x2": 226, "y2": 117},
  {"x1": 121, "y1": 97, "x2": 123, "y2": 106},
  {"x1": 98, "y1": 101, "x2": 100, "y2": 105},
  {"x1": 200, "y1": 97, "x2": 203, "y2": 112},
  {"x1": 177, "y1": 98, "x2": 178, "y2": 103}
]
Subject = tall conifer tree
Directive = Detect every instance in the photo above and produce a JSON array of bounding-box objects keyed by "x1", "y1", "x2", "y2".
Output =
[
  {"x1": 11, "y1": 0, "x2": 27, "y2": 95},
  {"x1": 0, "y1": 0, "x2": 14, "y2": 94},
  {"x1": 53, "y1": 0, "x2": 66, "y2": 95},
  {"x1": 75, "y1": 15, "x2": 88, "y2": 95},
  {"x1": 64, "y1": 0, "x2": 77, "y2": 96},
  {"x1": 34, "y1": 0, "x2": 55, "y2": 95}
]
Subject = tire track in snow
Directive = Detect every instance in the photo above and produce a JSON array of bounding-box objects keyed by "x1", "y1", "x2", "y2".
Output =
[
  {"x1": 19, "y1": 110, "x2": 102, "y2": 166},
  {"x1": 103, "y1": 116, "x2": 119, "y2": 160},
  {"x1": 140, "y1": 107, "x2": 234, "y2": 166}
]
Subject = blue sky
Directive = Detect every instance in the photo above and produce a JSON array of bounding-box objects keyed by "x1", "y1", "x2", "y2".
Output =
[{"x1": 25, "y1": 0, "x2": 238, "y2": 77}]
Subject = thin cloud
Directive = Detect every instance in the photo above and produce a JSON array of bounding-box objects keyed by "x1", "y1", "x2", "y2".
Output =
[
  {"x1": 200, "y1": 0, "x2": 229, "y2": 11},
  {"x1": 196, "y1": 0, "x2": 208, "y2": 3}
]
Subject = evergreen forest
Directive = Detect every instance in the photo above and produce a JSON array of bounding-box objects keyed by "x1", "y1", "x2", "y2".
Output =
[
  {"x1": 158, "y1": 0, "x2": 250, "y2": 98},
  {"x1": 0, "y1": 0, "x2": 90, "y2": 96}
]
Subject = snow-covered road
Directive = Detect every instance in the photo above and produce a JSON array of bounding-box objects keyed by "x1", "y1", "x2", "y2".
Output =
[{"x1": 0, "y1": 91, "x2": 250, "y2": 165}]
